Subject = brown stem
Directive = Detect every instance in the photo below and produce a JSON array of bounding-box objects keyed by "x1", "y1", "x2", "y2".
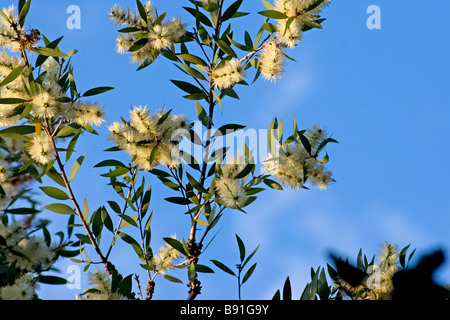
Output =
[{"x1": 43, "y1": 119, "x2": 117, "y2": 277}]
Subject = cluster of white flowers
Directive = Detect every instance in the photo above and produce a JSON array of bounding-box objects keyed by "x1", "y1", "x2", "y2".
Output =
[
  {"x1": 259, "y1": 41, "x2": 286, "y2": 83},
  {"x1": 259, "y1": 0, "x2": 330, "y2": 81},
  {"x1": 108, "y1": 106, "x2": 190, "y2": 171},
  {"x1": 77, "y1": 270, "x2": 128, "y2": 300},
  {"x1": 0, "y1": 221, "x2": 59, "y2": 300},
  {"x1": 110, "y1": 1, "x2": 187, "y2": 65},
  {"x1": 0, "y1": 5, "x2": 21, "y2": 52},
  {"x1": 0, "y1": 221, "x2": 57, "y2": 272},
  {"x1": 211, "y1": 58, "x2": 246, "y2": 90},
  {"x1": 215, "y1": 153, "x2": 248, "y2": 209},
  {"x1": 0, "y1": 274, "x2": 37, "y2": 300},
  {"x1": 150, "y1": 235, "x2": 183, "y2": 274},
  {"x1": 27, "y1": 135, "x2": 55, "y2": 165},
  {"x1": 334, "y1": 242, "x2": 401, "y2": 300},
  {"x1": 264, "y1": 125, "x2": 333, "y2": 190},
  {"x1": 367, "y1": 242, "x2": 400, "y2": 299},
  {"x1": 0, "y1": 52, "x2": 105, "y2": 129}
]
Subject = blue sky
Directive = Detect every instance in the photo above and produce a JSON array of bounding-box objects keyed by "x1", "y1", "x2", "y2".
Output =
[{"x1": 16, "y1": 0, "x2": 450, "y2": 299}]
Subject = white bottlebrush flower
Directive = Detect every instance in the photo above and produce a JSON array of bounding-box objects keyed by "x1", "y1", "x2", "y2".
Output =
[
  {"x1": 69, "y1": 101, "x2": 105, "y2": 127},
  {"x1": 109, "y1": 107, "x2": 189, "y2": 171},
  {"x1": 0, "y1": 221, "x2": 26, "y2": 245},
  {"x1": 115, "y1": 34, "x2": 134, "y2": 54},
  {"x1": 377, "y1": 241, "x2": 399, "y2": 267},
  {"x1": 151, "y1": 235, "x2": 183, "y2": 273},
  {"x1": 0, "y1": 273, "x2": 37, "y2": 300},
  {"x1": 0, "y1": 159, "x2": 12, "y2": 183},
  {"x1": 129, "y1": 105, "x2": 157, "y2": 135},
  {"x1": 148, "y1": 24, "x2": 173, "y2": 50},
  {"x1": 28, "y1": 135, "x2": 55, "y2": 165},
  {"x1": 77, "y1": 270, "x2": 128, "y2": 300},
  {"x1": 221, "y1": 153, "x2": 247, "y2": 179},
  {"x1": 15, "y1": 236, "x2": 56, "y2": 272},
  {"x1": 260, "y1": 41, "x2": 286, "y2": 82},
  {"x1": 212, "y1": 58, "x2": 246, "y2": 90},
  {"x1": 0, "y1": 104, "x2": 19, "y2": 128},
  {"x1": 276, "y1": 18, "x2": 303, "y2": 48},
  {"x1": 308, "y1": 161, "x2": 333, "y2": 190},
  {"x1": 215, "y1": 177, "x2": 246, "y2": 209},
  {"x1": 109, "y1": 4, "x2": 140, "y2": 27},
  {"x1": 30, "y1": 91, "x2": 61, "y2": 119},
  {"x1": 305, "y1": 124, "x2": 327, "y2": 150}
]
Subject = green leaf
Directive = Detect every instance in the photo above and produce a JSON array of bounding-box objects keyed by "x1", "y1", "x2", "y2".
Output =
[
  {"x1": 38, "y1": 275, "x2": 67, "y2": 285},
  {"x1": 0, "y1": 125, "x2": 35, "y2": 135},
  {"x1": 263, "y1": 178, "x2": 283, "y2": 190},
  {"x1": 242, "y1": 262, "x2": 257, "y2": 284},
  {"x1": 261, "y1": 0, "x2": 276, "y2": 10},
  {"x1": 235, "y1": 234, "x2": 245, "y2": 263},
  {"x1": 0, "y1": 66, "x2": 24, "y2": 88},
  {"x1": 56, "y1": 124, "x2": 79, "y2": 138},
  {"x1": 242, "y1": 245, "x2": 259, "y2": 268},
  {"x1": 282, "y1": 276, "x2": 292, "y2": 300},
  {"x1": 118, "y1": 27, "x2": 141, "y2": 33},
  {"x1": 177, "y1": 53, "x2": 207, "y2": 66},
  {"x1": 317, "y1": 153, "x2": 329, "y2": 164},
  {"x1": 44, "y1": 203, "x2": 75, "y2": 215},
  {"x1": 226, "y1": 35, "x2": 252, "y2": 52},
  {"x1": 82, "y1": 87, "x2": 114, "y2": 97},
  {"x1": 272, "y1": 290, "x2": 281, "y2": 300},
  {"x1": 165, "y1": 197, "x2": 191, "y2": 205},
  {"x1": 188, "y1": 263, "x2": 196, "y2": 282},
  {"x1": 186, "y1": 172, "x2": 208, "y2": 193},
  {"x1": 117, "y1": 274, "x2": 133, "y2": 297},
  {"x1": 214, "y1": 124, "x2": 246, "y2": 137},
  {"x1": 39, "y1": 186, "x2": 70, "y2": 200},
  {"x1": 195, "y1": 264, "x2": 215, "y2": 273},
  {"x1": 196, "y1": 102, "x2": 210, "y2": 127},
  {"x1": 399, "y1": 244, "x2": 411, "y2": 269},
  {"x1": 119, "y1": 232, "x2": 143, "y2": 256},
  {"x1": 107, "y1": 200, "x2": 122, "y2": 214},
  {"x1": 162, "y1": 237, "x2": 188, "y2": 256},
  {"x1": 119, "y1": 214, "x2": 139, "y2": 228},
  {"x1": 0, "y1": 98, "x2": 26, "y2": 105},
  {"x1": 94, "y1": 159, "x2": 127, "y2": 168},
  {"x1": 222, "y1": 0, "x2": 243, "y2": 22},
  {"x1": 211, "y1": 259, "x2": 236, "y2": 276},
  {"x1": 136, "y1": 0, "x2": 148, "y2": 23},
  {"x1": 161, "y1": 274, "x2": 183, "y2": 283},
  {"x1": 258, "y1": 10, "x2": 288, "y2": 19},
  {"x1": 4, "y1": 208, "x2": 40, "y2": 215},
  {"x1": 183, "y1": 6, "x2": 213, "y2": 28},
  {"x1": 75, "y1": 233, "x2": 92, "y2": 244},
  {"x1": 128, "y1": 38, "x2": 149, "y2": 52},
  {"x1": 33, "y1": 47, "x2": 68, "y2": 58},
  {"x1": 101, "y1": 167, "x2": 130, "y2": 178},
  {"x1": 234, "y1": 163, "x2": 254, "y2": 180},
  {"x1": 170, "y1": 80, "x2": 204, "y2": 95},
  {"x1": 179, "y1": 62, "x2": 207, "y2": 81},
  {"x1": 305, "y1": 0, "x2": 327, "y2": 12},
  {"x1": 18, "y1": 0, "x2": 31, "y2": 27},
  {"x1": 69, "y1": 153, "x2": 85, "y2": 182}
]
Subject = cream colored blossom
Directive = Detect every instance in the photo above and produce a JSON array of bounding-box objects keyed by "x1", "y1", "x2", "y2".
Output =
[
  {"x1": 69, "y1": 101, "x2": 105, "y2": 126},
  {"x1": 260, "y1": 41, "x2": 285, "y2": 82},
  {"x1": 0, "y1": 159, "x2": 12, "y2": 183},
  {"x1": 0, "y1": 274, "x2": 37, "y2": 300},
  {"x1": 28, "y1": 135, "x2": 55, "y2": 165},
  {"x1": 109, "y1": 106, "x2": 189, "y2": 170},
  {"x1": 151, "y1": 235, "x2": 183, "y2": 273},
  {"x1": 212, "y1": 58, "x2": 246, "y2": 90},
  {"x1": 215, "y1": 177, "x2": 246, "y2": 209},
  {"x1": 77, "y1": 270, "x2": 128, "y2": 300}
]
